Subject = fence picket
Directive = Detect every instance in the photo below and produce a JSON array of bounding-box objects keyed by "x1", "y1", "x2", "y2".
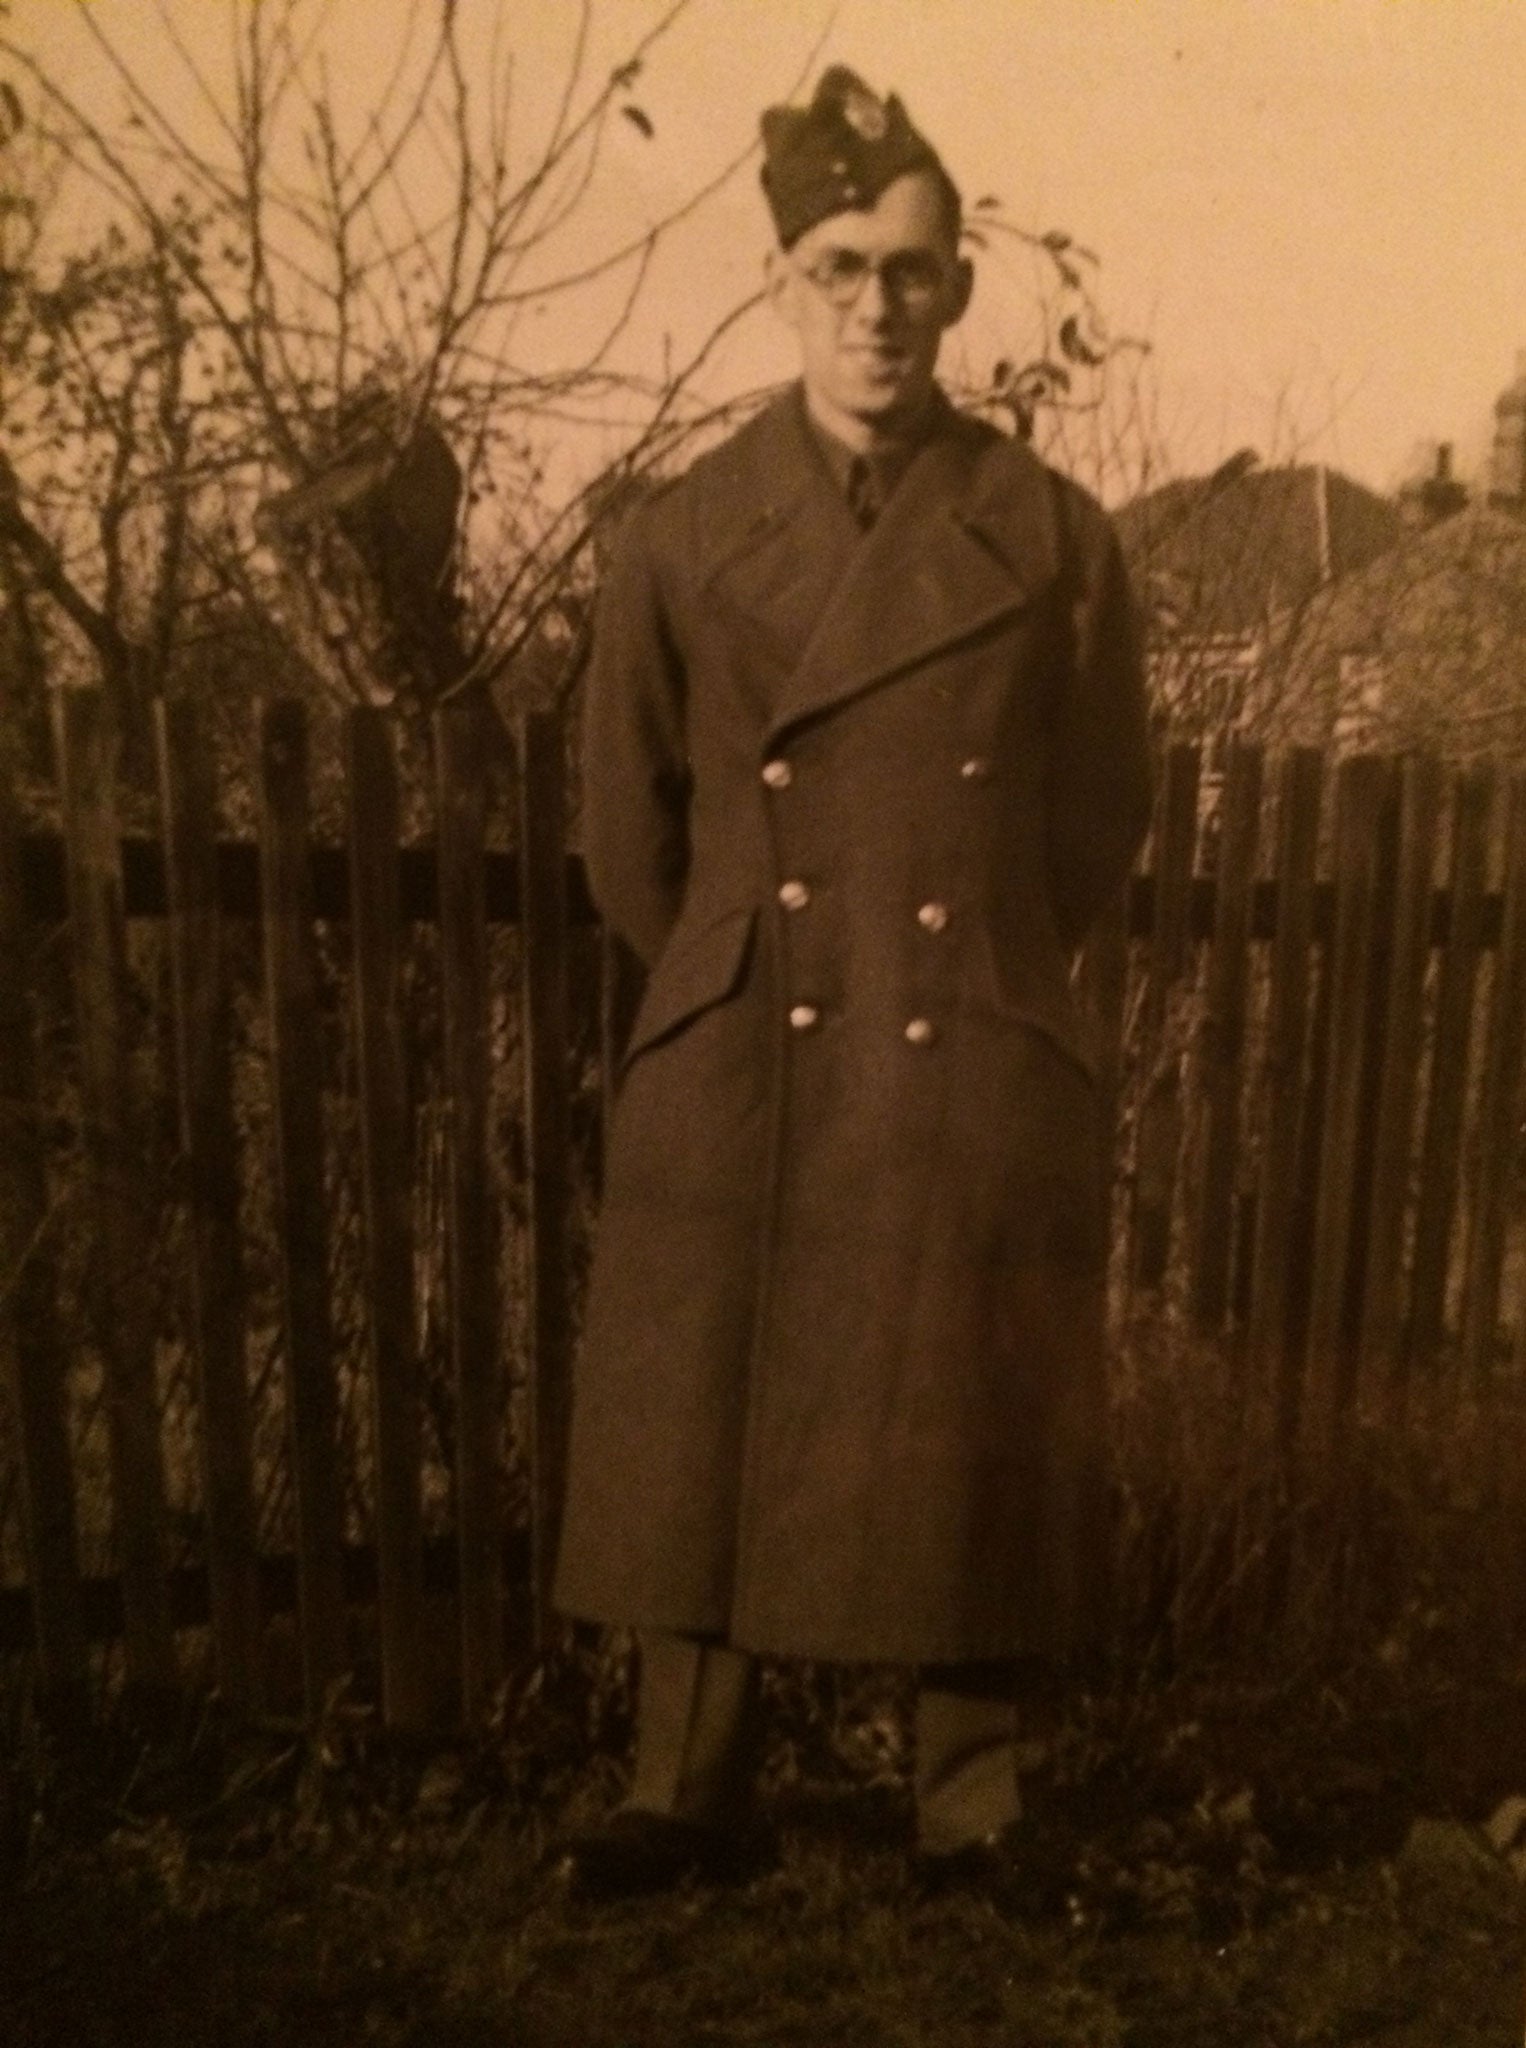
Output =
[
  {"x1": 55, "y1": 691, "x2": 178, "y2": 1698},
  {"x1": 433, "y1": 698, "x2": 503, "y2": 1721},
  {"x1": 155, "y1": 700, "x2": 261, "y2": 1709},
  {"x1": 1458, "y1": 775, "x2": 1526, "y2": 1384},
  {"x1": 345, "y1": 709, "x2": 428, "y2": 1729},
  {"x1": 1407, "y1": 766, "x2": 1494, "y2": 1370},
  {"x1": 1299, "y1": 755, "x2": 1390, "y2": 1468},
  {"x1": 258, "y1": 700, "x2": 345, "y2": 1716},
  {"x1": 1245, "y1": 748, "x2": 1324, "y2": 1384},
  {"x1": 1356, "y1": 755, "x2": 1442, "y2": 1403},
  {"x1": 0, "y1": 772, "x2": 86, "y2": 1720},
  {"x1": 517, "y1": 711, "x2": 575, "y2": 1650},
  {"x1": 1191, "y1": 744, "x2": 1263, "y2": 1331},
  {"x1": 1130, "y1": 743, "x2": 1200, "y2": 1291}
]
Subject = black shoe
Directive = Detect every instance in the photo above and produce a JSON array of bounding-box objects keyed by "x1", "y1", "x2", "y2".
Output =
[
  {"x1": 911, "y1": 1820, "x2": 1073, "y2": 1916},
  {"x1": 549, "y1": 1808, "x2": 770, "y2": 1903},
  {"x1": 912, "y1": 1823, "x2": 1018, "y2": 1893}
]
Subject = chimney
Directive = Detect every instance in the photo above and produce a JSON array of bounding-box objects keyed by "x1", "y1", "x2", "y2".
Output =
[
  {"x1": 1488, "y1": 349, "x2": 1526, "y2": 510},
  {"x1": 1399, "y1": 440, "x2": 1468, "y2": 528}
]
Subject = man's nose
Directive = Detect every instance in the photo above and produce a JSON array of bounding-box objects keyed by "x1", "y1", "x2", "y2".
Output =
[{"x1": 851, "y1": 265, "x2": 895, "y2": 324}]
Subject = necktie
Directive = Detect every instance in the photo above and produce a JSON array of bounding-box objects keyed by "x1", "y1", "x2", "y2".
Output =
[{"x1": 846, "y1": 455, "x2": 883, "y2": 530}]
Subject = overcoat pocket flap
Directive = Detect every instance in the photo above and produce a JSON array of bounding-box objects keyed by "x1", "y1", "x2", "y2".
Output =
[
  {"x1": 624, "y1": 906, "x2": 756, "y2": 1064},
  {"x1": 979, "y1": 926, "x2": 1099, "y2": 1084}
]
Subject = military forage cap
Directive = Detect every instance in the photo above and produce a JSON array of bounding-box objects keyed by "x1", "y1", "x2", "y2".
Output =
[{"x1": 760, "y1": 66, "x2": 957, "y2": 248}]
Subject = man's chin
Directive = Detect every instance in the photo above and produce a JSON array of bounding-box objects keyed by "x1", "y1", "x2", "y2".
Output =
[
  {"x1": 853, "y1": 365, "x2": 914, "y2": 403},
  {"x1": 846, "y1": 382, "x2": 934, "y2": 429}
]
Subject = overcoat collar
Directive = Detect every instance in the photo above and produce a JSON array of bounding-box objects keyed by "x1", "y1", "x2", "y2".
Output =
[{"x1": 694, "y1": 387, "x2": 1063, "y2": 746}]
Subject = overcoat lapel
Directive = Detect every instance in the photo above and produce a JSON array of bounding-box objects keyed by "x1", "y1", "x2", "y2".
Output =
[
  {"x1": 698, "y1": 387, "x2": 1067, "y2": 743},
  {"x1": 769, "y1": 423, "x2": 1063, "y2": 744},
  {"x1": 696, "y1": 387, "x2": 1065, "y2": 741},
  {"x1": 695, "y1": 398, "x2": 863, "y2": 697}
]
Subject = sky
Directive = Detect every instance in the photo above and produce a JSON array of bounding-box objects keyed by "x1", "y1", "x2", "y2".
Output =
[{"x1": 8, "y1": 0, "x2": 1526, "y2": 502}]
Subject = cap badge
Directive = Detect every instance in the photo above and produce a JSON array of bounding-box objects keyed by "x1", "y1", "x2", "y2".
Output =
[{"x1": 840, "y1": 85, "x2": 889, "y2": 141}]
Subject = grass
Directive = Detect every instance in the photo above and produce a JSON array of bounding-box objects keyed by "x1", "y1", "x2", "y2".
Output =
[{"x1": 4, "y1": 1660, "x2": 1524, "y2": 2046}]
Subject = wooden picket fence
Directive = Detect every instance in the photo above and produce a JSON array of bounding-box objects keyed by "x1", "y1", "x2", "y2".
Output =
[
  {"x1": 2, "y1": 698, "x2": 1525, "y2": 1730},
  {"x1": 1, "y1": 691, "x2": 602, "y2": 1732}
]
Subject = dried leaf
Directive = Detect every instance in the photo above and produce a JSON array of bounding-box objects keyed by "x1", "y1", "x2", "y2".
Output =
[
  {"x1": 621, "y1": 105, "x2": 654, "y2": 139},
  {"x1": 1022, "y1": 359, "x2": 1072, "y2": 395},
  {"x1": 1058, "y1": 315, "x2": 1105, "y2": 368}
]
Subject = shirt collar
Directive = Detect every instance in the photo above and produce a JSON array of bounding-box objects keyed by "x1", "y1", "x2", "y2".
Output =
[{"x1": 798, "y1": 383, "x2": 954, "y2": 509}]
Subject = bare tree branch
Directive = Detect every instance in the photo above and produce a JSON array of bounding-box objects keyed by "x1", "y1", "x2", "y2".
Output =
[{"x1": 0, "y1": 451, "x2": 134, "y2": 677}]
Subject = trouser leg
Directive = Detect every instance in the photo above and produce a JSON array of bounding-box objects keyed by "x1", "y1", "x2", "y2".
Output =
[
  {"x1": 913, "y1": 1664, "x2": 1020, "y2": 1854},
  {"x1": 625, "y1": 1630, "x2": 760, "y2": 1825}
]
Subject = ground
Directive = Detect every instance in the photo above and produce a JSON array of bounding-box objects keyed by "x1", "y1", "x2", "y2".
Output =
[{"x1": 4, "y1": 1664, "x2": 1524, "y2": 2046}]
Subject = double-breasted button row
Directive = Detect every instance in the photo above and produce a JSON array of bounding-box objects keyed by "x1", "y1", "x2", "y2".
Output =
[
  {"x1": 765, "y1": 751, "x2": 949, "y2": 1043},
  {"x1": 769, "y1": 755, "x2": 986, "y2": 792},
  {"x1": 782, "y1": 897, "x2": 948, "y2": 931},
  {"x1": 766, "y1": 756, "x2": 809, "y2": 1030},
  {"x1": 788, "y1": 1004, "x2": 937, "y2": 1046}
]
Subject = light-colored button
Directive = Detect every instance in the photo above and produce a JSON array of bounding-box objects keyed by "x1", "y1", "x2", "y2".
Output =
[
  {"x1": 904, "y1": 1017, "x2": 937, "y2": 1047},
  {"x1": 778, "y1": 879, "x2": 811, "y2": 911},
  {"x1": 762, "y1": 759, "x2": 793, "y2": 790},
  {"x1": 959, "y1": 756, "x2": 992, "y2": 782},
  {"x1": 789, "y1": 1004, "x2": 821, "y2": 1032},
  {"x1": 917, "y1": 901, "x2": 950, "y2": 933}
]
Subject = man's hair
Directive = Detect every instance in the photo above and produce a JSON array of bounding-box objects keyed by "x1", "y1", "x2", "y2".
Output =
[{"x1": 908, "y1": 165, "x2": 964, "y2": 252}]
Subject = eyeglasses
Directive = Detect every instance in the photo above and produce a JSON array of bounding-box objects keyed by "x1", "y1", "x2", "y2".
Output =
[{"x1": 795, "y1": 246, "x2": 951, "y2": 314}]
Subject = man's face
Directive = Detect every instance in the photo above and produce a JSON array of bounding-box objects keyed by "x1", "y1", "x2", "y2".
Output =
[{"x1": 767, "y1": 170, "x2": 972, "y2": 438}]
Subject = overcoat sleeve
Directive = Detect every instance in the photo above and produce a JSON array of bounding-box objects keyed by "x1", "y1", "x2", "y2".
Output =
[
  {"x1": 580, "y1": 500, "x2": 691, "y2": 967},
  {"x1": 1044, "y1": 485, "x2": 1154, "y2": 949}
]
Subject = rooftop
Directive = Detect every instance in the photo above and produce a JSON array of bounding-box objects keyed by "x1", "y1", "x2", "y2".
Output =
[{"x1": 1116, "y1": 462, "x2": 1403, "y2": 640}]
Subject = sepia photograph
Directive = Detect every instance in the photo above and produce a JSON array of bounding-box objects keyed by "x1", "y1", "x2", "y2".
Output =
[{"x1": 2, "y1": 2, "x2": 1524, "y2": 2040}]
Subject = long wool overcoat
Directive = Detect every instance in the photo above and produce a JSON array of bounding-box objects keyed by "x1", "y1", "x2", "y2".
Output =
[{"x1": 554, "y1": 388, "x2": 1153, "y2": 1665}]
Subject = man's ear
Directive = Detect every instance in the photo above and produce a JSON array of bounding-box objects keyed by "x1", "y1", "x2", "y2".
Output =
[
  {"x1": 945, "y1": 254, "x2": 974, "y2": 328},
  {"x1": 765, "y1": 245, "x2": 802, "y2": 330}
]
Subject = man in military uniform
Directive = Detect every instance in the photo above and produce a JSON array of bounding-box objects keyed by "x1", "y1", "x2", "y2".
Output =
[{"x1": 554, "y1": 66, "x2": 1153, "y2": 1898}]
